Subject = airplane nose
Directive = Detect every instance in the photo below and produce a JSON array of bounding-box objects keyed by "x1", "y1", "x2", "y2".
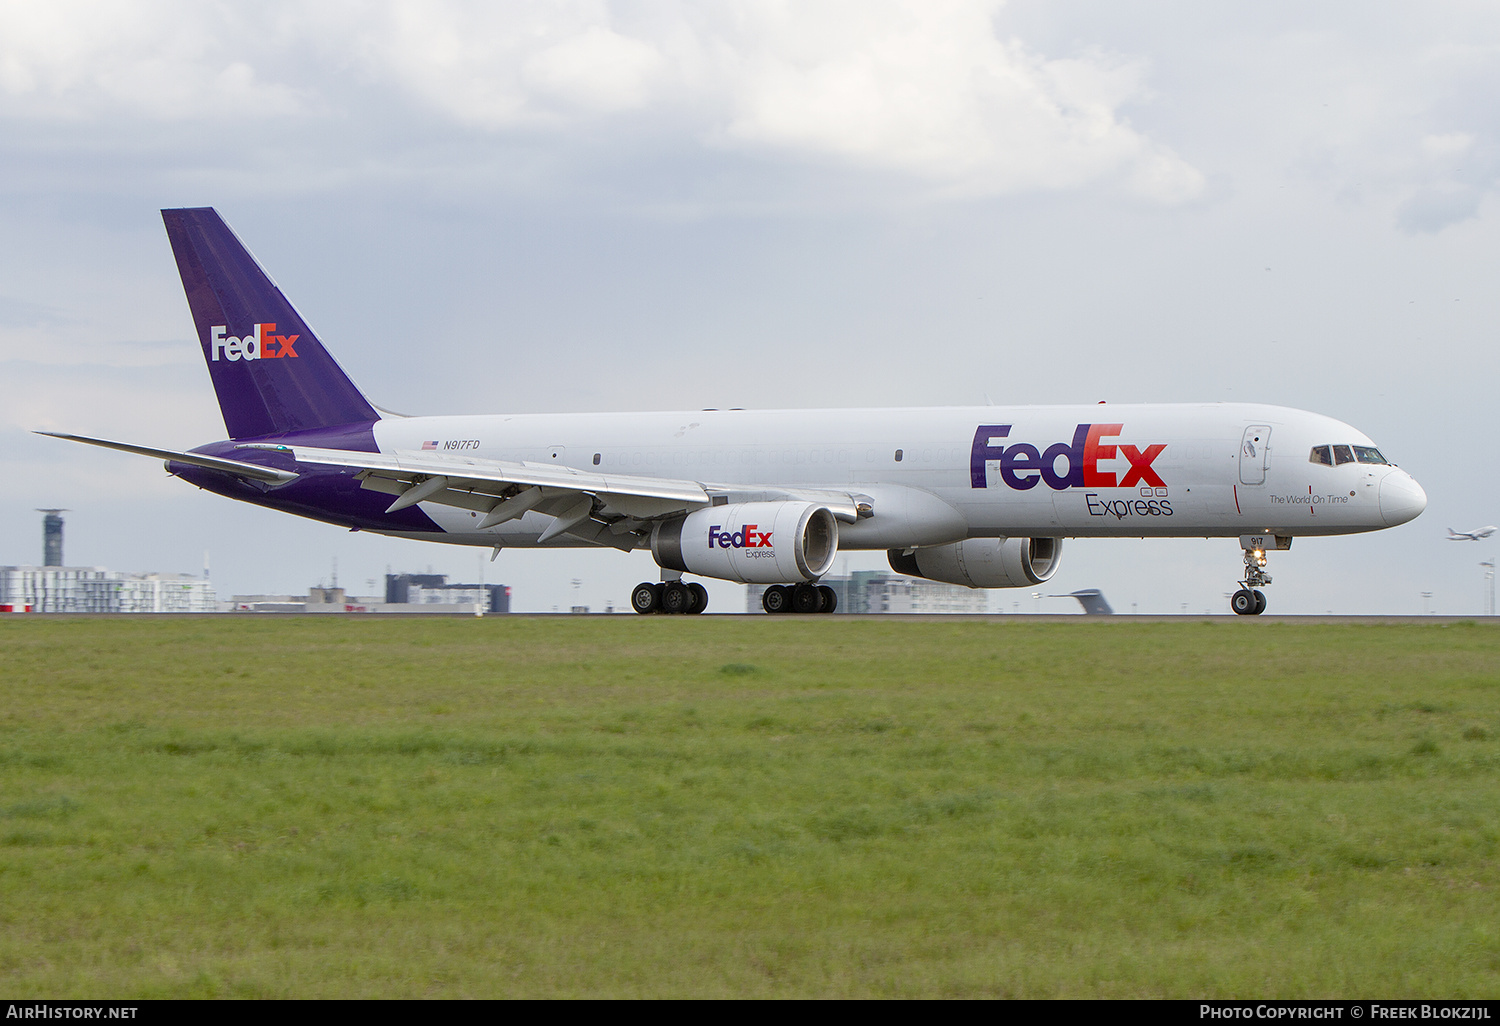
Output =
[{"x1": 1380, "y1": 471, "x2": 1427, "y2": 527}]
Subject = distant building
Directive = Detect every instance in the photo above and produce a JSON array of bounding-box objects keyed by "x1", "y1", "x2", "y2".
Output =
[
  {"x1": 38, "y1": 510, "x2": 67, "y2": 567},
  {"x1": 229, "y1": 574, "x2": 511, "y2": 614},
  {"x1": 384, "y1": 574, "x2": 447, "y2": 603},
  {"x1": 746, "y1": 570, "x2": 989, "y2": 614},
  {"x1": 228, "y1": 595, "x2": 310, "y2": 614},
  {"x1": 0, "y1": 566, "x2": 217, "y2": 613},
  {"x1": 1, "y1": 510, "x2": 218, "y2": 613},
  {"x1": 387, "y1": 573, "x2": 510, "y2": 613},
  {"x1": 231, "y1": 588, "x2": 381, "y2": 613}
]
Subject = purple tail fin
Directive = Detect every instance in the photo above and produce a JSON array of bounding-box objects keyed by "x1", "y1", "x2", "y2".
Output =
[{"x1": 163, "y1": 207, "x2": 378, "y2": 440}]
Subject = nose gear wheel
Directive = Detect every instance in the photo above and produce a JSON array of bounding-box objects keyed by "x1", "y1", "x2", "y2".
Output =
[{"x1": 1231, "y1": 546, "x2": 1272, "y2": 615}]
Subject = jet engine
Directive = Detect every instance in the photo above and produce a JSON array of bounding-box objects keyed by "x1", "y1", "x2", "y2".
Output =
[
  {"x1": 652, "y1": 502, "x2": 839, "y2": 584},
  {"x1": 887, "y1": 537, "x2": 1061, "y2": 589}
]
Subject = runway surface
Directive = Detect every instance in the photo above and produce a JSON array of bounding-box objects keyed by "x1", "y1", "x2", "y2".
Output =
[{"x1": 11, "y1": 612, "x2": 1498, "y2": 624}]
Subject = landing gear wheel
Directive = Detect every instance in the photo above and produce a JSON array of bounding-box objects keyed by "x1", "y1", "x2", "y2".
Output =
[
  {"x1": 1234, "y1": 544, "x2": 1274, "y2": 616},
  {"x1": 792, "y1": 583, "x2": 821, "y2": 614},
  {"x1": 762, "y1": 585, "x2": 791, "y2": 615},
  {"x1": 817, "y1": 585, "x2": 837, "y2": 614},
  {"x1": 631, "y1": 582, "x2": 661, "y2": 615},
  {"x1": 687, "y1": 582, "x2": 708, "y2": 614},
  {"x1": 661, "y1": 581, "x2": 690, "y2": 614}
]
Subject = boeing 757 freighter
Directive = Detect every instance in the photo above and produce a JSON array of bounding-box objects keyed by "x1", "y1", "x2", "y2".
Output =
[{"x1": 42, "y1": 208, "x2": 1427, "y2": 615}]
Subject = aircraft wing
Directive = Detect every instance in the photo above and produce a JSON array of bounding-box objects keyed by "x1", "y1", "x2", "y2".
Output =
[
  {"x1": 38, "y1": 431, "x2": 300, "y2": 484},
  {"x1": 251, "y1": 444, "x2": 864, "y2": 543}
]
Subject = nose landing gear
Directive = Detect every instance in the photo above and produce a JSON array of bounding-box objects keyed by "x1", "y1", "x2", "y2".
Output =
[{"x1": 1230, "y1": 542, "x2": 1273, "y2": 615}]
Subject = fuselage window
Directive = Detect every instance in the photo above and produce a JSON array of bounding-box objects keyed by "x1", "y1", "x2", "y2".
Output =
[
  {"x1": 1332, "y1": 444, "x2": 1355, "y2": 465},
  {"x1": 894, "y1": 449, "x2": 904, "y2": 462},
  {"x1": 1309, "y1": 445, "x2": 1333, "y2": 466},
  {"x1": 1353, "y1": 445, "x2": 1388, "y2": 465}
]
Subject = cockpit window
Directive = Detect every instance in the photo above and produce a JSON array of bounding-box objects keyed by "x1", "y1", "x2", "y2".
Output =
[{"x1": 1312, "y1": 443, "x2": 1390, "y2": 467}]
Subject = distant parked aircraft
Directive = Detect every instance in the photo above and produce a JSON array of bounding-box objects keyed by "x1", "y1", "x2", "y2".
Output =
[
  {"x1": 1447, "y1": 527, "x2": 1497, "y2": 541},
  {"x1": 1051, "y1": 589, "x2": 1114, "y2": 615}
]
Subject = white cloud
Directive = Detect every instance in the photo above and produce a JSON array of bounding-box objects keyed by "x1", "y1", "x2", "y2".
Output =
[
  {"x1": 1397, "y1": 182, "x2": 1485, "y2": 234},
  {"x1": 1421, "y1": 131, "x2": 1474, "y2": 158},
  {"x1": 0, "y1": 0, "x2": 1201, "y2": 203},
  {"x1": 697, "y1": 3, "x2": 1202, "y2": 202},
  {"x1": 522, "y1": 26, "x2": 666, "y2": 114},
  {"x1": 1396, "y1": 130, "x2": 1495, "y2": 233},
  {"x1": 0, "y1": 1, "x2": 304, "y2": 120}
]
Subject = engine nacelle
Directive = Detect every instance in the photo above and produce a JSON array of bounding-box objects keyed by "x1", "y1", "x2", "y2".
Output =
[
  {"x1": 653, "y1": 502, "x2": 839, "y2": 584},
  {"x1": 887, "y1": 537, "x2": 1062, "y2": 589}
]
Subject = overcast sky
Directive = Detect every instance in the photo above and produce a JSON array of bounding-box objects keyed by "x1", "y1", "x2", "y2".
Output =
[{"x1": 3, "y1": 0, "x2": 1497, "y2": 614}]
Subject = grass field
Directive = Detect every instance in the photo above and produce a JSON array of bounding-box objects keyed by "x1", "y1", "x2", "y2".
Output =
[{"x1": 1, "y1": 616, "x2": 1497, "y2": 998}]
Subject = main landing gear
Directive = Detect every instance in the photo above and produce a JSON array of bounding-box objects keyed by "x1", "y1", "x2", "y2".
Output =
[
  {"x1": 628, "y1": 580, "x2": 839, "y2": 615},
  {"x1": 631, "y1": 580, "x2": 708, "y2": 615},
  {"x1": 1230, "y1": 544, "x2": 1272, "y2": 616},
  {"x1": 761, "y1": 583, "x2": 838, "y2": 615}
]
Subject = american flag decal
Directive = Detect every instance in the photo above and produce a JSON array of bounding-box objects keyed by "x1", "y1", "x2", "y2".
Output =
[{"x1": 421, "y1": 440, "x2": 438, "y2": 451}]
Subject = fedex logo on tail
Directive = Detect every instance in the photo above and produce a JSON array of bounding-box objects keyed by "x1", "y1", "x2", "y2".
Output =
[
  {"x1": 210, "y1": 324, "x2": 299, "y2": 362},
  {"x1": 970, "y1": 424, "x2": 1166, "y2": 491}
]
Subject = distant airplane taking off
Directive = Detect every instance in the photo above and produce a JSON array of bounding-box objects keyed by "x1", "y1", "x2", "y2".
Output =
[
  {"x1": 1447, "y1": 526, "x2": 1497, "y2": 541},
  {"x1": 41, "y1": 208, "x2": 1428, "y2": 616}
]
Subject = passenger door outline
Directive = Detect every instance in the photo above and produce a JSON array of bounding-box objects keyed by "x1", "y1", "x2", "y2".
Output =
[{"x1": 1239, "y1": 425, "x2": 1271, "y2": 485}]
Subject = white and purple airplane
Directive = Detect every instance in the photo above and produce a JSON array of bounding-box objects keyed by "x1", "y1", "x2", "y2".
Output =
[{"x1": 42, "y1": 208, "x2": 1427, "y2": 615}]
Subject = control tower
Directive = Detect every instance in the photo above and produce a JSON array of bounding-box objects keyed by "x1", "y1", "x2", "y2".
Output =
[{"x1": 37, "y1": 509, "x2": 68, "y2": 567}]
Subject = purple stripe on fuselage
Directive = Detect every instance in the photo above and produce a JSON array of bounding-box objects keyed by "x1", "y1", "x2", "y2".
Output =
[{"x1": 172, "y1": 422, "x2": 441, "y2": 534}]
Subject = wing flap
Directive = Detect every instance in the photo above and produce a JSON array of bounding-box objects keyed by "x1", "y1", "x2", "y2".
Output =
[
  {"x1": 236, "y1": 444, "x2": 870, "y2": 526},
  {"x1": 247, "y1": 444, "x2": 714, "y2": 513}
]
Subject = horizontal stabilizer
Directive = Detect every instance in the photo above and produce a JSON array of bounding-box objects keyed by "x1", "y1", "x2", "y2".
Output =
[{"x1": 37, "y1": 431, "x2": 299, "y2": 484}]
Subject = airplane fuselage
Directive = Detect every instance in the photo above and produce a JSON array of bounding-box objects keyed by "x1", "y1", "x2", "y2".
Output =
[{"x1": 180, "y1": 400, "x2": 1425, "y2": 550}]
